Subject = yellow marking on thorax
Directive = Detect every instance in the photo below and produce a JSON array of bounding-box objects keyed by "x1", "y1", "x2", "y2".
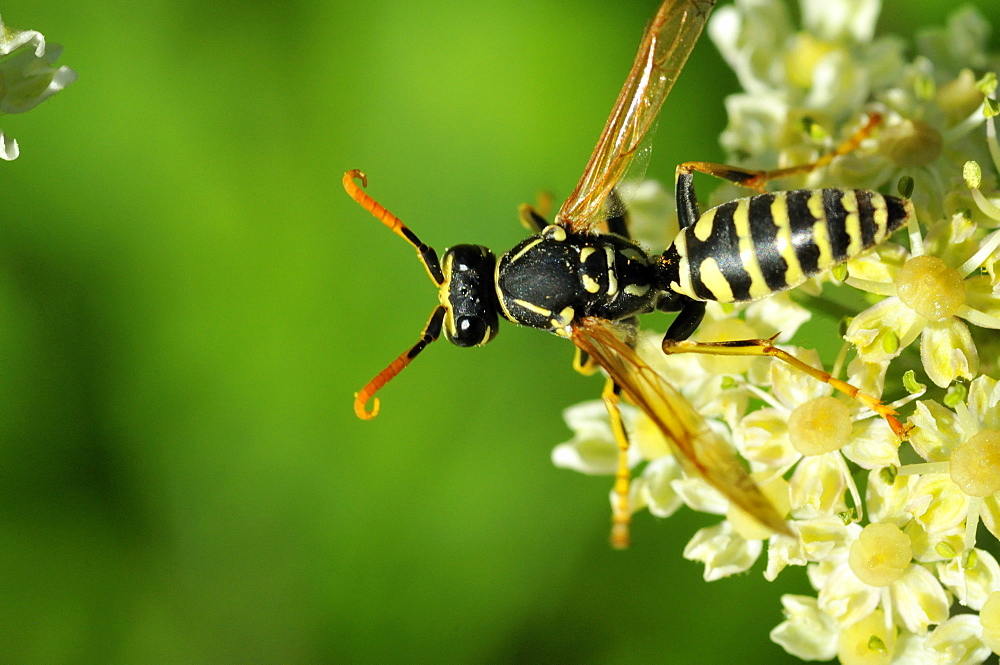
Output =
[
  {"x1": 512, "y1": 298, "x2": 553, "y2": 317},
  {"x1": 495, "y1": 255, "x2": 513, "y2": 321},
  {"x1": 624, "y1": 283, "x2": 650, "y2": 297},
  {"x1": 509, "y1": 237, "x2": 542, "y2": 264},
  {"x1": 604, "y1": 246, "x2": 618, "y2": 297},
  {"x1": 582, "y1": 273, "x2": 601, "y2": 294},
  {"x1": 620, "y1": 248, "x2": 646, "y2": 263},
  {"x1": 550, "y1": 306, "x2": 575, "y2": 335},
  {"x1": 542, "y1": 224, "x2": 566, "y2": 242}
]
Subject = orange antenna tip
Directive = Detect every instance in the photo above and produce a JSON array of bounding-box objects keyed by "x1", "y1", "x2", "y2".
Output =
[
  {"x1": 344, "y1": 169, "x2": 367, "y2": 189},
  {"x1": 354, "y1": 392, "x2": 380, "y2": 420}
]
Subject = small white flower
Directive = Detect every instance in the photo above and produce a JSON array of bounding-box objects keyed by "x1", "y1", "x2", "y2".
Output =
[
  {"x1": 904, "y1": 375, "x2": 1000, "y2": 551},
  {"x1": 683, "y1": 519, "x2": 764, "y2": 581},
  {"x1": 0, "y1": 14, "x2": 76, "y2": 160},
  {"x1": 924, "y1": 614, "x2": 992, "y2": 665},
  {"x1": 552, "y1": 400, "x2": 642, "y2": 476},
  {"x1": 815, "y1": 522, "x2": 951, "y2": 634},
  {"x1": 545, "y1": 4, "x2": 1000, "y2": 661},
  {"x1": 845, "y1": 218, "x2": 1000, "y2": 387},
  {"x1": 937, "y1": 549, "x2": 1000, "y2": 611},
  {"x1": 769, "y1": 594, "x2": 839, "y2": 661},
  {"x1": 981, "y1": 591, "x2": 1000, "y2": 655}
]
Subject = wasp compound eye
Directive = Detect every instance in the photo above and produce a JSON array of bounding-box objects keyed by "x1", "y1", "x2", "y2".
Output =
[{"x1": 452, "y1": 315, "x2": 490, "y2": 347}]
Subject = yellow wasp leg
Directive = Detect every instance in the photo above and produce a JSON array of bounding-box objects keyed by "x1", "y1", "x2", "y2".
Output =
[
  {"x1": 601, "y1": 378, "x2": 633, "y2": 550},
  {"x1": 661, "y1": 335, "x2": 911, "y2": 440},
  {"x1": 572, "y1": 347, "x2": 599, "y2": 375},
  {"x1": 518, "y1": 191, "x2": 555, "y2": 233},
  {"x1": 571, "y1": 347, "x2": 631, "y2": 548},
  {"x1": 677, "y1": 112, "x2": 883, "y2": 193}
]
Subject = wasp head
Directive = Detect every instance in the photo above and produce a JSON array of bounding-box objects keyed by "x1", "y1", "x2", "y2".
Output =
[{"x1": 439, "y1": 244, "x2": 499, "y2": 347}]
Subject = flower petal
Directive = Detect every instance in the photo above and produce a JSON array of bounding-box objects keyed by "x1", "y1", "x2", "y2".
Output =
[
  {"x1": 937, "y1": 549, "x2": 1000, "y2": 611},
  {"x1": 890, "y1": 564, "x2": 951, "y2": 634},
  {"x1": 920, "y1": 319, "x2": 979, "y2": 388},
  {"x1": 770, "y1": 347, "x2": 831, "y2": 408},
  {"x1": 552, "y1": 400, "x2": 639, "y2": 475},
  {"x1": 980, "y1": 494, "x2": 1000, "y2": 543},
  {"x1": 909, "y1": 399, "x2": 964, "y2": 462},
  {"x1": 789, "y1": 453, "x2": 848, "y2": 517},
  {"x1": 737, "y1": 407, "x2": 799, "y2": 469},
  {"x1": 866, "y1": 468, "x2": 918, "y2": 524},
  {"x1": 817, "y1": 560, "x2": 880, "y2": 626},
  {"x1": 683, "y1": 521, "x2": 762, "y2": 581},
  {"x1": 908, "y1": 474, "x2": 970, "y2": 535},
  {"x1": 967, "y1": 375, "x2": 1000, "y2": 432},
  {"x1": 797, "y1": 515, "x2": 851, "y2": 562},
  {"x1": 0, "y1": 130, "x2": 18, "y2": 160},
  {"x1": 845, "y1": 298, "x2": 921, "y2": 363},
  {"x1": 765, "y1": 532, "x2": 807, "y2": 580},
  {"x1": 745, "y1": 292, "x2": 811, "y2": 342},
  {"x1": 924, "y1": 614, "x2": 992, "y2": 665},
  {"x1": 800, "y1": 0, "x2": 880, "y2": 42},
  {"x1": 635, "y1": 456, "x2": 683, "y2": 518},
  {"x1": 842, "y1": 417, "x2": 900, "y2": 469},
  {"x1": 770, "y1": 594, "x2": 839, "y2": 661}
]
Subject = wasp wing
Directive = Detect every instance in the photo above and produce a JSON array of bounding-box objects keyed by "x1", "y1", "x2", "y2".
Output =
[
  {"x1": 556, "y1": 0, "x2": 716, "y2": 233},
  {"x1": 570, "y1": 317, "x2": 791, "y2": 536}
]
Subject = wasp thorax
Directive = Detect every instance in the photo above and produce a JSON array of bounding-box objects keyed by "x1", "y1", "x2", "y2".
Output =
[{"x1": 440, "y1": 244, "x2": 499, "y2": 347}]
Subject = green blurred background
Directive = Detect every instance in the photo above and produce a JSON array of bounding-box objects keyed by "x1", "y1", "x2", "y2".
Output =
[{"x1": 0, "y1": 1, "x2": 996, "y2": 663}]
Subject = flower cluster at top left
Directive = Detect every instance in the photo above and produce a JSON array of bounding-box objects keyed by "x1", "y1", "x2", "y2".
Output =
[{"x1": 0, "y1": 14, "x2": 76, "y2": 160}]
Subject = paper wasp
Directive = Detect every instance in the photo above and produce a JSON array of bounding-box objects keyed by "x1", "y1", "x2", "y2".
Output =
[{"x1": 345, "y1": 0, "x2": 912, "y2": 547}]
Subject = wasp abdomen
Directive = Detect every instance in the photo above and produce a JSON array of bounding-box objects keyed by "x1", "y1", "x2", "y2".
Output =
[{"x1": 661, "y1": 188, "x2": 913, "y2": 304}]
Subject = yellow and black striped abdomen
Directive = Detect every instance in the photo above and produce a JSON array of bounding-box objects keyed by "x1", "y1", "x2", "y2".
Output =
[{"x1": 662, "y1": 188, "x2": 913, "y2": 304}]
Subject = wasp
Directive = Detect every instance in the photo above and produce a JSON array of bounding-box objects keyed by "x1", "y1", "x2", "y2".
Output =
[{"x1": 345, "y1": 0, "x2": 912, "y2": 547}]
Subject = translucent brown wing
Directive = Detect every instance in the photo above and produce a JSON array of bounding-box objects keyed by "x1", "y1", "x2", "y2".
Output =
[
  {"x1": 570, "y1": 316, "x2": 791, "y2": 536},
  {"x1": 557, "y1": 0, "x2": 716, "y2": 233}
]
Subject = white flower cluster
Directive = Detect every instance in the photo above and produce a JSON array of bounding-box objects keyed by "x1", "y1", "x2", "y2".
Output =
[
  {"x1": 0, "y1": 14, "x2": 76, "y2": 160},
  {"x1": 554, "y1": 1, "x2": 1000, "y2": 662}
]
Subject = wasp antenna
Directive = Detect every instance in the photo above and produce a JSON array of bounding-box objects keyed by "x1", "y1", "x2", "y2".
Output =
[
  {"x1": 354, "y1": 306, "x2": 446, "y2": 420},
  {"x1": 343, "y1": 170, "x2": 445, "y2": 285}
]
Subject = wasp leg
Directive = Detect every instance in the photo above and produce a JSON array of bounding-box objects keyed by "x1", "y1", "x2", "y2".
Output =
[
  {"x1": 602, "y1": 377, "x2": 633, "y2": 549},
  {"x1": 569, "y1": 355, "x2": 633, "y2": 548},
  {"x1": 518, "y1": 203, "x2": 548, "y2": 233},
  {"x1": 571, "y1": 313, "x2": 638, "y2": 548},
  {"x1": 604, "y1": 188, "x2": 630, "y2": 237},
  {"x1": 663, "y1": 300, "x2": 706, "y2": 341},
  {"x1": 518, "y1": 191, "x2": 555, "y2": 233},
  {"x1": 573, "y1": 347, "x2": 599, "y2": 375},
  {"x1": 660, "y1": 334, "x2": 910, "y2": 439},
  {"x1": 676, "y1": 112, "x2": 883, "y2": 194}
]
